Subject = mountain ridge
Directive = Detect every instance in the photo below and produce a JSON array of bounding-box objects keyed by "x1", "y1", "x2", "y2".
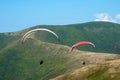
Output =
[{"x1": 6, "y1": 21, "x2": 120, "y2": 53}]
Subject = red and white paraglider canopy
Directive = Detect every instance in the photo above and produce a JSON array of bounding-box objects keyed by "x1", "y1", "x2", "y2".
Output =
[{"x1": 71, "y1": 41, "x2": 95, "y2": 51}]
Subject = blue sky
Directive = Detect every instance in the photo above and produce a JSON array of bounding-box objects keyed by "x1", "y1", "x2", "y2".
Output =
[{"x1": 0, "y1": 0, "x2": 120, "y2": 32}]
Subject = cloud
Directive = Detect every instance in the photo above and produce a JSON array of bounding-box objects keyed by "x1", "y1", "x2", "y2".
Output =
[
  {"x1": 94, "y1": 13, "x2": 117, "y2": 23},
  {"x1": 116, "y1": 14, "x2": 120, "y2": 19}
]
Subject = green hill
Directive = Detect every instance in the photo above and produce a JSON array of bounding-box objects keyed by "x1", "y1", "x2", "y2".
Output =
[{"x1": 0, "y1": 39, "x2": 120, "y2": 80}]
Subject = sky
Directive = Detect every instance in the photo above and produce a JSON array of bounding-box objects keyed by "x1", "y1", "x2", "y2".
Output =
[{"x1": 0, "y1": 0, "x2": 120, "y2": 32}]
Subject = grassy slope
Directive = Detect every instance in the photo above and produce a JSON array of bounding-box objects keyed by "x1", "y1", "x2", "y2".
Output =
[
  {"x1": 0, "y1": 33, "x2": 19, "y2": 50},
  {"x1": 51, "y1": 59, "x2": 120, "y2": 80},
  {"x1": 0, "y1": 39, "x2": 120, "y2": 80}
]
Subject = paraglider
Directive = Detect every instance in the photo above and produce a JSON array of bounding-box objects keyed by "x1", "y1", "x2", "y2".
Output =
[
  {"x1": 40, "y1": 60, "x2": 44, "y2": 65},
  {"x1": 71, "y1": 41, "x2": 95, "y2": 51},
  {"x1": 21, "y1": 28, "x2": 59, "y2": 43},
  {"x1": 82, "y1": 61, "x2": 86, "y2": 65}
]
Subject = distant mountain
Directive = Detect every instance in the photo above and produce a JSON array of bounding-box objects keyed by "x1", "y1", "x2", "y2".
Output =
[{"x1": 2, "y1": 21, "x2": 120, "y2": 53}]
